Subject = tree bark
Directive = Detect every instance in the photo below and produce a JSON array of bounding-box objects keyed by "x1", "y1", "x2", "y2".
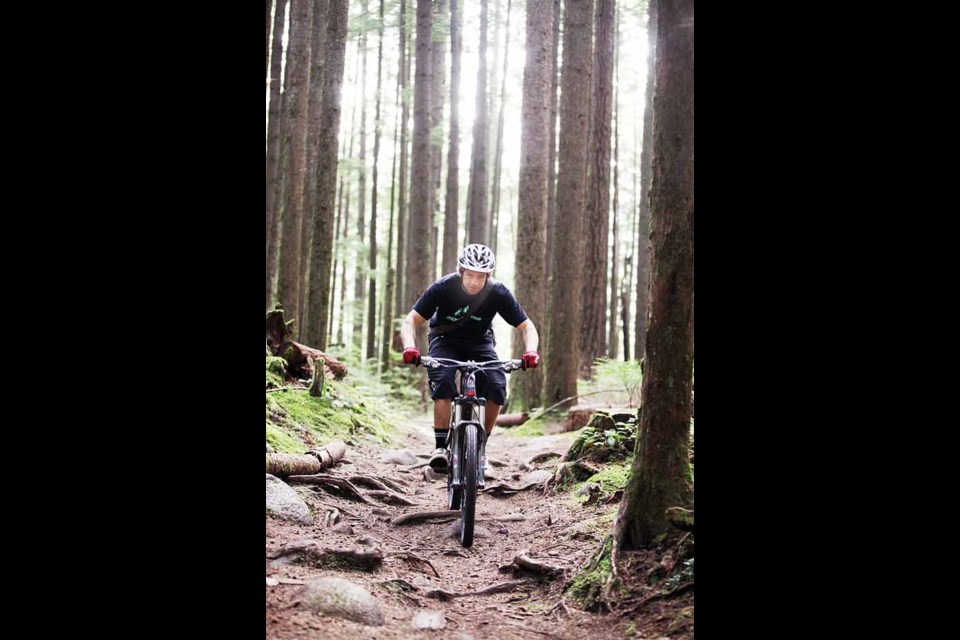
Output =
[
  {"x1": 489, "y1": 0, "x2": 513, "y2": 256},
  {"x1": 354, "y1": 0, "x2": 370, "y2": 350},
  {"x1": 266, "y1": 0, "x2": 290, "y2": 310},
  {"x1": 407, "y1": 0, "x2": 434, "y2": 357},
  {"x1": 266, "y1": 441, "x2": 347, "y2": 478},
  {"x1": 467, "y1": 0, "x2": 490, "y2": 246},
  {"x1": 429, "y1": 0, "x2": 447, "y2": 280},
  {"x1": 367, "y1": 0, "x2": 386, "y2": 360},
  {"x1": 300, "y1": 0, "x2": 331, "y2": 334},
  {"x1": 579, "y1": 0, "x2": 615, "y2": 375},
  {"x1": 614, "y1": 0, "x2": 694, "y2": 551},
  {"x1": 442, "y1": 0, "x2": 463, "y2": 275},
  {"x1": 544, "y1": 0, "x2": 561, "y2": 279},
  {"x1": 544, "y1": 0, "x2": 593, "y2": 406},
  {"x1": 511, "y1": 0, "x2": 554, "y2": 411},
  {"x1": 304, "y1": 0, "x2": 350, "y2": 349},
  {"x1": 266, "y1": 0, "x2": 273, "y2": 79},
  {"x1": 277, "y1": 0, "x2": 315, "y2": 331},
  {"x1": 607, "y1": 3, "x2": 621, "y2": 359},
  {"x1": 634, "y1": 0, "x2": 658, "y2": 361},
  {"x1": 397, "y1": 0, "x2": 412, "y2": 309}
]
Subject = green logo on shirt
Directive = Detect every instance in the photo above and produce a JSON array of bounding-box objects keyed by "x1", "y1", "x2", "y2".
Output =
[{"x1": 445, "y1": 305, "x2": 470, "y2": 322}]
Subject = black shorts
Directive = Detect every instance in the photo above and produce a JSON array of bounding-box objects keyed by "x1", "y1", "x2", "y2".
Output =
[{"x1": 426, "y1": 336, "x2": 507, "y2": 405}]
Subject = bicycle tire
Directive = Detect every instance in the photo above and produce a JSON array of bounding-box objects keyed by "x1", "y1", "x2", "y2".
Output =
[
  {"x1": 460, "y1": 425, "x2": 478, "y2": 547},
  {"x1": 447, "y1": 463, "x2": 462, "y2": 511}
]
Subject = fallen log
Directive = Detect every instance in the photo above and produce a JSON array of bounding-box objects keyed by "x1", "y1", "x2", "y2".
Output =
[
  {"x1": 266, "y1": 440, "x2": 347, "y2": 478},
  {"x1": 266, "y1": 305, "x2": 348, "y2": 380},
  {"x1": 266, "y1": 454, "x2": 322, "y2": 477},
  {"x1": 496, "y1": 412, "x2": 530, "y2": 427}
]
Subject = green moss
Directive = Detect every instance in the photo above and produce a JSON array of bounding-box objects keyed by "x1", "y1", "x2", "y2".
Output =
[
  {"x1": 266, "y1": 420, "x2": 304, "y2": 453},
  {"x1": 509, "y1": 419, "x2": 546, "y2": 437},
  {"x1": 266, "y1": 356, "x2": 287, "y2": 388},
  {"x1": 587, "y1": 462, "x2": 632, "y2": 493},
  {"x1": 567, "y1": 412, "x2": 637, "y2": 463},
  {"x1": 567, "y1": 537, "x2": 614, "y2": 609},
  {"x1": 265, "y1": 378, "x2": 399, "y2": 453}
]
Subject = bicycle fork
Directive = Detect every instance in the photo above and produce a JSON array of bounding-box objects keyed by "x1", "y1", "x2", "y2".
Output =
[{"x1": 448, "y1": 399, "x2": 487, "y2": 489}]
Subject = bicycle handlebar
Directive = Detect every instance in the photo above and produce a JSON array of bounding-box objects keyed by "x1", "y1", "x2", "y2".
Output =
[{"x1": 419, "y1": 356, "x2": 525, "y2": 372}]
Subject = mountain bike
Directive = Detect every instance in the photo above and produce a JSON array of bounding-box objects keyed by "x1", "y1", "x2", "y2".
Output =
[{"x1": 418, "y1": 356, "x2": 525, "y2": 547}]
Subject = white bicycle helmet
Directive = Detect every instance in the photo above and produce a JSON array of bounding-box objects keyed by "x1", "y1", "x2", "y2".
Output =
[{"x1": 458, "y1": 244, "x2": 496, "y2": 273}]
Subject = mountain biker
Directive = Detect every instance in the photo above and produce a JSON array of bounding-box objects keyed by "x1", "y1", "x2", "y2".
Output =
[{"x1": 399, "y1": 243, "x2": 540, "y2": 471}]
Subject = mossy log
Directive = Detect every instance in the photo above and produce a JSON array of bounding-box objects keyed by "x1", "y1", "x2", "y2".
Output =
[{"x1": 266, "y1": 305, "x2": 348, "y2": 381}]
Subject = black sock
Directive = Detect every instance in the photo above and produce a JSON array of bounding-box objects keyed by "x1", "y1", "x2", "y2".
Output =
[{"x1": 434, "y1": 429, "x2": 448, "y2": 450}]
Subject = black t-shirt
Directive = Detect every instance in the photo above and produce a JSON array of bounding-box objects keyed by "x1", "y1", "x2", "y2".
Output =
[{"x1": 412, "y1": 273, "x2": 529, "y2": 342}]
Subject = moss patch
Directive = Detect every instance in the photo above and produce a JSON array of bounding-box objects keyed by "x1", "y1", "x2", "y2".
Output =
[
  {"x1": 586, "y1": 461, "x2": 632, "y2": 493},
  {"x1": 567, "y1": 536, "x2": 615, "y2": 610},
  {"x1": 265, "y1": 378, "x2": 399, "y2": 454},
  {"x1": 266, "y1": 356, "x2": 287, "y2": 389}
]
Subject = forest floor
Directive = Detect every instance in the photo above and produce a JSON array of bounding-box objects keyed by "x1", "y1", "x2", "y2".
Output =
[{"x1": 266, "y1": 416, "x2": 694, "y2": 640}]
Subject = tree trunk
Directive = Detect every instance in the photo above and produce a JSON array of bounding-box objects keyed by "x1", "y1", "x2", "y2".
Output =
[
  {"x1": 304, "y1": 0, "x2": 349, "y2": 349},
  {"x1": 396, "y1": 0, "x2": 411, "y2": 310},
  {"x1": 336, "y1": 170, "x2": 351, "y2": 344},
  {"x1": 381, "y1": 32, "x2": 403, "y2": 369},
  {"x1": 490, "y1": 0, "x2": 512, "y2": 256},
  {"x1": 620, "y1": 253, "x2": 632, "y2": 361},
  {"x1": 442, "y1": 0, "x2": 463, "y2": 274},
  {"x1": 579, "y1": 0, "x2": 615, "y2": 375},
  {"x1": 267, "y1": 0, "x2": 273, "y2": 79},
  {"x1": 634, "y1": 0, "x2": 657, "y2": 361},
  {"x1": 355, "y1": 1, "x2": 370, "y2": 350},
  {"x1": 328, "y1": 161, "x2": 344, "y2": 341},
  {"x1": 613, "y1": 0, "x2": 693, "y2": 551},
  {"x1": 511, "y1": 0, "x2": 554, "y2": 411},
  {"x1": 544, "y1": 0, "x2": 593, "y2": 406},
  {"x1": 408, "y1": 0, "x2": 434, "y2": 356},
  {"x1": 367, "y1": 0, "x2": 386, "y2": 361},
  {"x1": 277, "y1": 0, "x2": 315, "y2": 332},
  {"x1": 607, "y1": 3, "x2": 620, "y2": 359},
  {"x1": 336, "y1": 74, "x2": 357, "y2": 345},
  {"x1": 429, "y1": 0, "x2": 447, "y2": 280},
  {"x1": 300, "y1": 0, "x2": 331, "y2": 335},
  {"x1": 266, "y1": 0, "x2": 290, "y2": 310},
  {"x1": 467, "y1": 0, "x2": 490, "y2": 246},
  {"x1": 544, "y1": 0, "x2": 560, "y2": 278}
]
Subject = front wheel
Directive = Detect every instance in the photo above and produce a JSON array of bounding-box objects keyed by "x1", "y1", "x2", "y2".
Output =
[{"x1": 460, "y1": 425, "x2": 478, "y2": 547}]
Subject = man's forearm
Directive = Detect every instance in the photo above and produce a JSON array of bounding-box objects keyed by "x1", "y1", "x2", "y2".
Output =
[
  {"x1": 523, "y1": 323, "x2": 539, "y2": 352},
  {"x1": 401, "y1": 319, "x2": 416, "y2": 349}
]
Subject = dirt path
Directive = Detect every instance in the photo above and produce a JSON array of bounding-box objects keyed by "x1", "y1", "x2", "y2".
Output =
[{"x1": 266, "y1": 418, "x2": 692, "y2": 639}]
